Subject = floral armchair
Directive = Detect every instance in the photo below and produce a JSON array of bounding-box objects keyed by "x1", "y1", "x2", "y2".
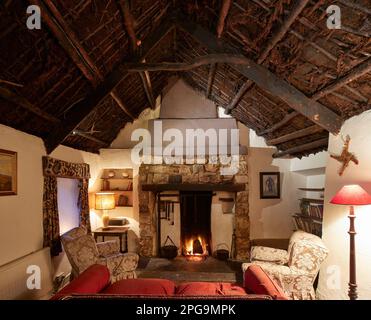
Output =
[
  {"x1": 242, "y1": 230, "x2": 329, "y2": 300},
  {"x1": 61, "y1": 226, "x2": 139, "y2": 282}
]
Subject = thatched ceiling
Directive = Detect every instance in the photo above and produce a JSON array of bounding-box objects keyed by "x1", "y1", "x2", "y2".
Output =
[{"x1": 0, "y1": 0, "x2": 370, "y2": 157}]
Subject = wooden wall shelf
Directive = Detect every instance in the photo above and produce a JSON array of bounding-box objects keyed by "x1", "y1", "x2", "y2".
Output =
[{"x1": 299, "y1": 188, "x2": 325, "y2": 192}]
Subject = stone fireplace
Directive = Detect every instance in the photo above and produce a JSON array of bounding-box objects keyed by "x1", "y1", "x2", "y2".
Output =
[{"x1": 138, "y1": 155, "x2": 249, "y2": 260}]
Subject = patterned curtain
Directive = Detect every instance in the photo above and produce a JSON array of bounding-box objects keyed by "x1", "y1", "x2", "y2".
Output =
[
  {"x1": 78, "y1": 178, "x2": 91, "y2": 233},
  {"x1": 42, "y1": 176, "x2": 62, "y2": 256}
]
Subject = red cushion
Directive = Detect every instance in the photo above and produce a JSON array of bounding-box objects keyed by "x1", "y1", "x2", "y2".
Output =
[
  {"x1": 176, "y1": 282, "x2": 247, "y2": 296},
  {"x1": 102, "y1": 278, "x2": 176, "y2": 295},
  {"x1": 244, "y1": 265, "x2": 288, "y2": 300},
  {"x1": 51, "y1": 264, "x2": 110, "y2": 300}
]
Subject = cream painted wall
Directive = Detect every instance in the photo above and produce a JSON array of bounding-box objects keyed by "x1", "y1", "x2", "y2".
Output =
[
  {"x1": 317, "y1": 110, "x2": 371, "y2": 300},
  {"x1": 160, "y1": 79, "x2": 217, "y2": 119},
  {"x1": 248, "y1": 147, "x2": 307, "y2": 239},
  {"x1": 0, "y1": 124, "x2": 100, "y2": 277}
]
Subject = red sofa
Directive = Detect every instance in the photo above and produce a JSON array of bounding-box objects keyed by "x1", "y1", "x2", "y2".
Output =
[{"x1": 52, "y1": 264, "x2": 287, "y2": 300}]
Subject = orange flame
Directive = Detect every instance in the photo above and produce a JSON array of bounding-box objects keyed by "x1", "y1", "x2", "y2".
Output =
[{"x1": 184, "y1": 235, "x2": 208, "y2": 256}]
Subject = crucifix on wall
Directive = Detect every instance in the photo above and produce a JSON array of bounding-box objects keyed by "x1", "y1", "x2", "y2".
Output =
[{"x1": 330, "y1": 135, "x2": 359, "y2": 176}]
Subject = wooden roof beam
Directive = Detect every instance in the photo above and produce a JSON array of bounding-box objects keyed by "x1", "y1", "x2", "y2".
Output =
[
  {"x1": 312, "y1": 57, "x2": 371, "y2": 101},
  {"x1": 216, "y1": 0, "x2": 232, "y2": 38},
  {"x1": 0, "y1": 87, "x2": 60, "y2": 123},
  {"x1": 267, "y1": 125, "x2": 324, "y2": 145},
  {"x1": 139, "y1": 71, "x2": 156, "y2": 109},
  {"x1": 71, "y1": 129, "x2": 109, "y2": 147},
  {"x1": 206, "y1": 63, "x2": 217, "y2": 99},
  {"x1": 272, "y1": 138, "x2": 328, "y2": 158},
  {"x1": 34, "y1": 0, "x2": 135, "y2": 121},
  {"x1": 224, "y1": 0, "x2": 310, "y2": 113},
  {"x1": 176, "y1": 17, "x2": 343, "y2": 134},
  {"x1": 44, "y1": 18, "x2": 175, "y2": 154},
  {"x1": 258, "y1": 111, "x2": 299, "y2": 135},
  {"x1": 117, "y1": 0, "x2": 156, "y2": 109}
]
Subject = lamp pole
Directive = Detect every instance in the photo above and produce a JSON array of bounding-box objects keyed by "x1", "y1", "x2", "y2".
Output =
[{"x1": 348, "y1": 205, "x2": 357, "y2": 300}]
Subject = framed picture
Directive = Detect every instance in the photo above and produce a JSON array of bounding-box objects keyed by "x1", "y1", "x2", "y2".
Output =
[
  {"x1": 260, "y1": 172, "x2": 280, "y2": 199},
  {"x1": 0, "y1": 149, "x2": 17, "y2": 196}
]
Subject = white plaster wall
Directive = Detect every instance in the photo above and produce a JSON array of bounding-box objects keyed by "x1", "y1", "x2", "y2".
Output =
[
  {"x1": 160, "y1": 79, "x2": 217, "y2": 119},
  {"x1": 317, "y1": 110, "x2": 371, "y2": 300},
  {"x1": 0, "y1": 124, "x2": 101, "y2": 277},
  {"x1": 248, "y1": 147, "x2": 307, "y2": 239}
]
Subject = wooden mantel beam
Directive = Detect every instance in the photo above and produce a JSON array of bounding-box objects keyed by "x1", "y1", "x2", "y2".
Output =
[
  {"x1": 312, "y1": 57, "x2": 371, "y2": 100},
  {"x1": 225, "y1": 0, "x2": 311, "y2": 113},
  {"x1": 267, "y1": 125, "x2": 324, "y2": 145},
  {"x1": 176, "y1": 17, "x2": 343, "y2": 134},
  {"x1": 272, "y1": 138, "x2": 328, "y2": 158},
  {"x1": 34, "y1": 0, "x2": 135, "y2": 121},
  {"x1": 44, "y1": 18, "x2": 175, "y2": 154}
]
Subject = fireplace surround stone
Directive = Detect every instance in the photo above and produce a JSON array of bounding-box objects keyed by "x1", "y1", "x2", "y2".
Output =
[{"x1": 138, "y1": 155, "x2": 249, "y2": 260}]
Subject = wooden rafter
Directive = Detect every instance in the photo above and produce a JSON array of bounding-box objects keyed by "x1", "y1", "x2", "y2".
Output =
[
  {"x1": 258, "y1": 111, "x2": 299, "y2": 135},
  {"x1": 216, "y1": 0, "x2": 232, "y2": 38},
  {"x1": 225, "y1": 0, "x2": 310, "y2": 113},
  {"x1": 117, "y1": 0, "x2": 155, "y2": 109},
  {"x1": 44, "y1": 18, "x2": 175, "y2": 154},
  {"x1": 312, "y1": 57, "x2": 371, "y2": 101},
  {"x1": 0, "y1": 87, "x2": 60, "y2": 123},
  {"x1": 71, "y1": 129, "x2": 109, "y2": 147},
  {"x1": 176, "y1": 17, "x2": 343, "y2": 134},
  {"x1": 34, "y1": 0, "x2": 135, "y2": 121},
  {"x1": 139, "y1": 70, "x2": 156, "y2": 109},
  {"x1": 267, "y1": 125, "x2": 324, "y2": 145},
  {"x1": 206, "y1": 63, "x2": 217, "y2": 98},
  {"x1": 272, "y1": 138, "x2": 328, "y2": 158},
  {"x1": 120, "y1": 54, "x2": 275, "y2": 71}
]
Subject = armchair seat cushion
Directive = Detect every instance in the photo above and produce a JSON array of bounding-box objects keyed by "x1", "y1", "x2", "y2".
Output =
[{"x1": 250, "y1": 246, "x2": 288, "y2": 264}]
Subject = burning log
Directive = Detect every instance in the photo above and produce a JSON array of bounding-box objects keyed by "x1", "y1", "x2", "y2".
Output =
[{"x1": 193, "y1": 239, "x2": 204, "y2": 254}]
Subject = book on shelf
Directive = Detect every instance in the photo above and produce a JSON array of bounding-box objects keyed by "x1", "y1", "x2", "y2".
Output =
[{"x1": 300, "y1": 199, "x2": 323, "y2": 219}]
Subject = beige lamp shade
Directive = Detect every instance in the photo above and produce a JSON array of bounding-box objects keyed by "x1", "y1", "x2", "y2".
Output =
[{"x1": 95, "y1": 192, "x2": 116, "y2": 210}]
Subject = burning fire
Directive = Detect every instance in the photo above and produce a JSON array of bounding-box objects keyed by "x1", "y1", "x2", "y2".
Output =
[{"x1": 184, "y1": 235, "x2": 208, "y2": 258}]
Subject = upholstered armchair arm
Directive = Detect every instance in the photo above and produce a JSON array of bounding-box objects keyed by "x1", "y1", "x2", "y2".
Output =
[
  {"x1": 250, "y1": 246, "x2": 288, "y2": 265},
  {"x1": 98, "y1": 253, "x2": 139, "y2": 282},
  {"x1": 96, "y1": 240, "x2": 120, "y2": 257},
  {"x1": 288, "y1": 240, "x2": 329, "y2": 276}
]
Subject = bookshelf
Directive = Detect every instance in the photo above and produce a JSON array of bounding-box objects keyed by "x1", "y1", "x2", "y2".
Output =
[
  {"x1": 293, "y1": 188, "x2": 324, "y2": 237},
  {"x1": 101, "y1": 169, "x2": 133, "y2": 207}
]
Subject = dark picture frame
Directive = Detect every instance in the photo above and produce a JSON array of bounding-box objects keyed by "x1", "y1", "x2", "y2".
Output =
[
  {"x1": 0, "y1": 149, "x2": 17, "y2": 196},
  {"x1": 260, "y1": 172, "x2": 280, "y2": 199}
]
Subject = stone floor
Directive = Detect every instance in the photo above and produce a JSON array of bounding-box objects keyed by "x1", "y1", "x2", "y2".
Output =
[{"x1": 137, "y1": 256, "x2": 244, "y2": 284}]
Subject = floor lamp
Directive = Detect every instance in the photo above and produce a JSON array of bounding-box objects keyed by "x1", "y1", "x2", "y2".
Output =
[{"x1": 330, "y1": 184, "x2": 371, "y2": 300}]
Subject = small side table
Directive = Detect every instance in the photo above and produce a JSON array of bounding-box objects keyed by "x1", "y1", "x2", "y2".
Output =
[{"x1": 93, "y1": 227, "x2": 129, "y2": 253}]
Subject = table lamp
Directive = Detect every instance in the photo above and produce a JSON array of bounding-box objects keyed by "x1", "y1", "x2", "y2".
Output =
[
  {"x1": 330, "y1": 184, "x2": 371, "y2": 300},
  {"x1": 95, "y1": 192, "x2": 116, "y2": 228}
]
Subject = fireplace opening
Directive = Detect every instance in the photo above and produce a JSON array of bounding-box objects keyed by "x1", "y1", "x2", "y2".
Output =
[{"x1": 180, "y1": 191, "x2": 212, "y2": 261}]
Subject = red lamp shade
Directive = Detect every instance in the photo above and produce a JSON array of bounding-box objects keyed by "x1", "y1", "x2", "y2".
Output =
[{"x1": 330, "y1": 185, "x2": 371, "y2": 206}]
